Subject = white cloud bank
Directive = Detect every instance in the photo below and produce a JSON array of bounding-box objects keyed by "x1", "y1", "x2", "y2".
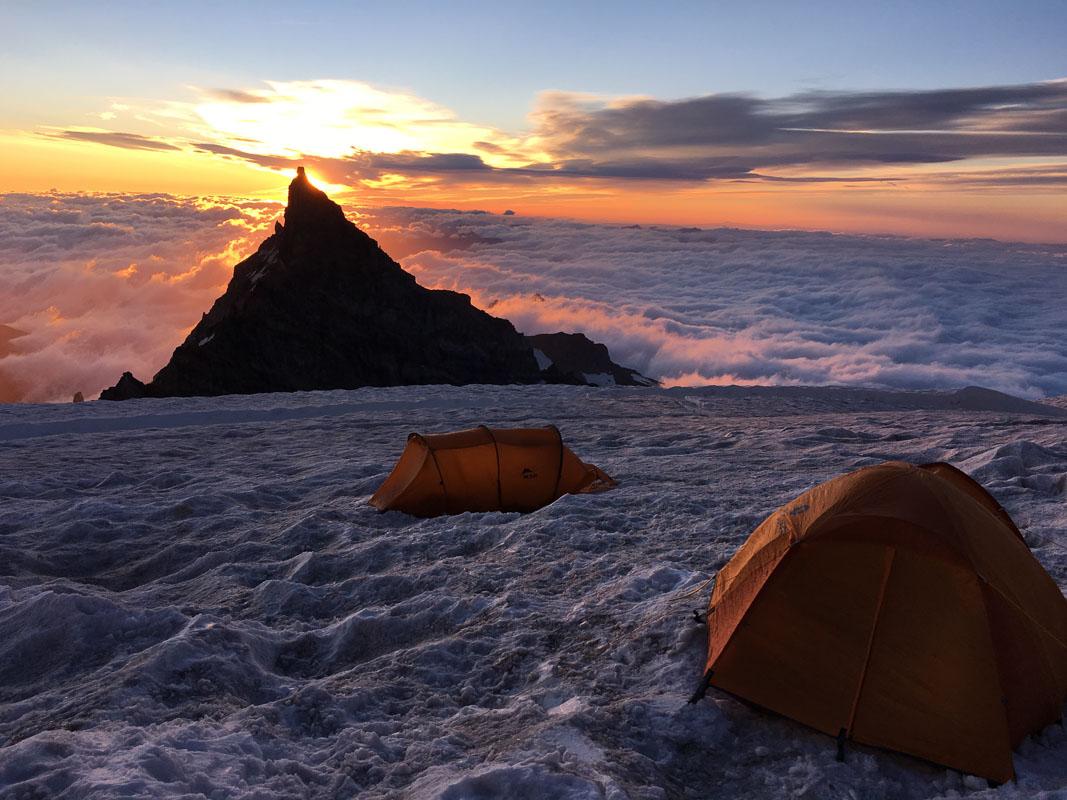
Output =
[
  {"x1": 1, "y1": 192, "x2": 1065, "y2": 402},
  {"x1": 365, "y1": 207, "x2": 1067, "y2": 398}
]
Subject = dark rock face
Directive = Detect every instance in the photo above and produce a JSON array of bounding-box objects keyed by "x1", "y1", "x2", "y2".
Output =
[
  {"x1": 101, "y1": 169, "x2": 547, "y2": 399},
  {"x1": 100, "y1": 372, "x2": 148, "y2": 401},
  {"x1": 526, "y1": 332, "x2": 658, "y2": 387}
]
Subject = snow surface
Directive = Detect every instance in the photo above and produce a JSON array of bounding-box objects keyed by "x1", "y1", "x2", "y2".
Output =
[
  {"x1": 1, "y1": 384, "x2": 1066, "y2": 799},
  {"x1": 533, "y1": 350, "x2": 554, "y2": 371}
]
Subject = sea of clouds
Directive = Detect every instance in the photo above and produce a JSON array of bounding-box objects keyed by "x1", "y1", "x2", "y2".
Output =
[
  {"x1": 0, "y1": 193, "x2": 276, "y2": 402},
  {"x1": 369, "y1": 207, "x2": 1067, "y2": 398},
  {"x1": 2, "y1": 192, "x2": 1065, "y2": 402}
]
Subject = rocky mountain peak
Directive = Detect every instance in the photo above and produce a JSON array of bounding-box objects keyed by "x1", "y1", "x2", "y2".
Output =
[
  {"x1": 98, "y1": 172, "x2": 654, "y2": 400},
  {"x1": 281, "y1": 167, "x2": 349, "y2": 237}
]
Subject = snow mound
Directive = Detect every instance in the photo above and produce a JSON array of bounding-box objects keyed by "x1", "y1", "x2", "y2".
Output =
[
  {"x1": 425, "y1": 762, "x2": 615, "y2": 800},
  {"x1": 0, "y1": 589, "x2": 186, "y2": 702},
  {"x1": 961, "y1": 440, "x2": 1067, "y2": 496}
]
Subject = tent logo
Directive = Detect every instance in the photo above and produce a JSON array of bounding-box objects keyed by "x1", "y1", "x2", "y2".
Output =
[{"x1": 522, "y1": 467, "x2": 538, "y2": 479}]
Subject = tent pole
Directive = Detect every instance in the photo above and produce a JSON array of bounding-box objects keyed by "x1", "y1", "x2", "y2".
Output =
[{"x1": 845, "y1": 546, "x2": 896, "y2": 740}]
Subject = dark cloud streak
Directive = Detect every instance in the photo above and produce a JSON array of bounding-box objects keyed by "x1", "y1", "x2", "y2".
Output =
[
  {"x1": 532, "y1": 81, "x2": 1067, "y2": 176},
  {"x1": 56, "y1": 79, "x2": 1067, "y2": 187},
  {"x1": 202, "y1": 88, "x2": 272, "y2": 104},
  {"x1": 258, "y1": 79, "x2": 1067, "y2": 185},
  {"x1": 50, "y1": 130, "x2": 182, "y2": 151}
]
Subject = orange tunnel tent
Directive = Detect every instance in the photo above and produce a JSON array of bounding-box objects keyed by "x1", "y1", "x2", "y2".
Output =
[
  {"x1": 369, "y1": 425, "x2": 616, "y2": 516},
  {"x1": 698, "y1": 461, "x2": 1067, "y2": 784}
]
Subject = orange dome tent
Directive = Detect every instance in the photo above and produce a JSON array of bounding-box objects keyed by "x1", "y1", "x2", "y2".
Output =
[
  {"x1": 370, "y1": 425, "x2": 616, "y2": 517},
  {"x1": 695, "y1": 461, "x2": 1067, "y2": 783}
]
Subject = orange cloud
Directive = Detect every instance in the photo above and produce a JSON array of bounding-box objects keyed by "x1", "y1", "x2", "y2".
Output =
[
  {"x1": 5, "y1": 78, "x2": 1066, "y2": 240},
  {"x1": 0, "y1": 193, "x2": 277, "y2": 402}
]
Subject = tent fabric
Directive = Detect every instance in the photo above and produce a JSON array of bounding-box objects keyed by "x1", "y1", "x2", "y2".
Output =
[
  {"x1": 369, "y1": 425, "x2": 616, "y2": 516},
  {"x1": 918, "y1": 460, "x2": 1025, "y2": 542},
  {"x1": 701, "y1": 461, "x2": 1067, "y2": 783}
]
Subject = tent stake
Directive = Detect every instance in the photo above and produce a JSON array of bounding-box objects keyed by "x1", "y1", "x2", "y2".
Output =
[
  {"x1": 836, "y1": 728, "x2": 847, "y2": 762},
  {"x1": 688, "y1": 669, "x2": 713, "y2": 704}
]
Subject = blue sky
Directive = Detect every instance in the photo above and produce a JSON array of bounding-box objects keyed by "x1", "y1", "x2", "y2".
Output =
[{"x1": 6, "y1": 0, "x2": 1067, "y2": 129}]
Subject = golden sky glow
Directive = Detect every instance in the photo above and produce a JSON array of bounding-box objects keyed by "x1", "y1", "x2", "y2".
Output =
[
  {"x1": 0, "y1": 132, "x2": 279, "y2": 197},
  {"x1": 2, "y1": 78, "x2": 1066, "y2": 242},
  {"x1": 186, "y1": 81, "x2": 538, "y2": 166}
]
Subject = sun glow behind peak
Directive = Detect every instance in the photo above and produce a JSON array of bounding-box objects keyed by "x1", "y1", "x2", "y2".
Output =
[
  {"x1": 190, "y1": 80, "x2": 529, "y2": 167},
  {"x1": 291, "y1": 168, "x2": 351, "y2": 198}
]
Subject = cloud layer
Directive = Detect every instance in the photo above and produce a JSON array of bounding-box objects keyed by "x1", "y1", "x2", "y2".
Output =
[
  {"x1": 2, "y1": 192, "x2": 1064, "y2": 403},
  {"x1": 0, "y1": 193, "x2": 277, "y2": 402},
  {"x1": 362, "y1": 207, "x2": 1067, "y2": 398}
]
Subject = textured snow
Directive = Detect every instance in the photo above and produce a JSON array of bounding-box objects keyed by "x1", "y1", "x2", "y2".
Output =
[{"x1": 1, "y1": 384, "x2": 1066, "y2": 799}]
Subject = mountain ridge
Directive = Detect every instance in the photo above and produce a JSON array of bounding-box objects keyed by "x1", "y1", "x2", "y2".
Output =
[{"x1": 102, "y1": 169, "x2": 651, "y2": 400}]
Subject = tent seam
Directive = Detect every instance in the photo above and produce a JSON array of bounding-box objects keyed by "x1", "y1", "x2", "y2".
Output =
[
  {"x1": 846, "y1": 546, "x2": 896, "y2": 736},
  {"x1": 422, "y1": 436, "x2": 450, "y2": 513},
  {"x1": 975, "y1": 579, "x2": 1020, "y2": 775},
  {"x1": 707, "y1": 541, "x2": 797, "y2": 674},
  {"x1": 549, "y1": 424, "x2": 564, "y2": 499},
  {"x1": 480, "y1": 425, "x2": 503, "y2": 510}
]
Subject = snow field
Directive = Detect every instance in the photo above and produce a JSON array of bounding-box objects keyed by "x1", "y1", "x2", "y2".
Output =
[{"x1": 1, "y1": 384, "x2": 1065, "y2": 799}]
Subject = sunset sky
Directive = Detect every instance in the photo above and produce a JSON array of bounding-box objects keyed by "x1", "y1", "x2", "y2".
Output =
[{"x1": 3, "y1": 0, "x2": 1067, "y2": 240}]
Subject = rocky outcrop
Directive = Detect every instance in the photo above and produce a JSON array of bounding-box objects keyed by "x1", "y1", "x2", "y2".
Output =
[
  {"x1": 526, "y1": 332, "x2": 658, "y2": 387},
  {"x1": 101, "y1": 169, "x2": 549, "y2": 399},
  {"x1": 100, "y1": 372, "x2": 147, "y2": 401}
]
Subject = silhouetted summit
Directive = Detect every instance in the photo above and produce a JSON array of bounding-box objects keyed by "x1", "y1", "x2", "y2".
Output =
[
  {"x1": 101, "y1": 169, "x2": 651, "y2": 400},
  {"x1": 282, "y1": 166, "x2": 349, "y2": 234}
]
